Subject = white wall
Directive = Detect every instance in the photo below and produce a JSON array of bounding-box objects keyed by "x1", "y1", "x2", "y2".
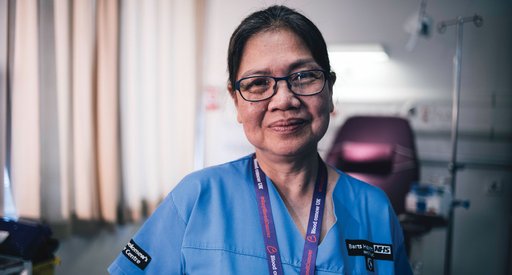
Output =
[{"x1": 200, "y1": 0, "x2": 512, "y2": 274}]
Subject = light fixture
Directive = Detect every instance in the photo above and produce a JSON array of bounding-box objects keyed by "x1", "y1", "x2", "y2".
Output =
[
  {"x1": 328, "y1": 44, "x2": 390, "y2": 102},
  {"x1": 328, "y1": 44, "x2": 389, "y2": 66}
]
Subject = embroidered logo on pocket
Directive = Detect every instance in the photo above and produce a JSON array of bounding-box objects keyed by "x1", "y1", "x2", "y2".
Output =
[
  {"x1": 122, "y1": 239, "x2": 152, "y2": 270},
  {"x1": 345, "y1": 239, "x2": 393, "y2": 271}
]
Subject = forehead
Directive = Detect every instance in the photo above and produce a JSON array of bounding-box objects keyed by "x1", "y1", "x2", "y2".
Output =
[{"x1": 237, "y1": 28, "x2": 315, "y2": 77}]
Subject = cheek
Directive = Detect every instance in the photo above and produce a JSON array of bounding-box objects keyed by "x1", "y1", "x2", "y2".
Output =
[
  {"x1": 239, "y1": 106, "x2": 267, "y2": 145},
  {"x1": 313, "y1": 94, "x2": 332, "y2": 117},
  {"x1": 310, "y1": 96, "x2": 332, "y2": 131},
  {"x1": 236, "y1": 102, "x2": 266, "y2": 126}
]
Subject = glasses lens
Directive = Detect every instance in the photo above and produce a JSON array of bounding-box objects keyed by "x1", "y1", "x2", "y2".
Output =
[
  {"x1": 238, "y1": 77, "x2": 274, "y2": 101},
  {"x1": 235, "y1": 70, "x2": 327, "y2": 102},
  {"x1": 289, "y1": 70, "x2": 325, "y2": 95}
]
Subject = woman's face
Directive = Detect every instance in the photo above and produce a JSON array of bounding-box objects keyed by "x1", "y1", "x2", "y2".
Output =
[{"x1": 230, "y1": 28, "x2": 334, "y2": 159}]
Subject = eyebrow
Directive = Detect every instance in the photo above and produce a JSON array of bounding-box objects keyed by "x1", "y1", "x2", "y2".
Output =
[
  {"x1": 288, "y1": 58, "x2": 319, "y2": 72},
  {"x1": 239, "y1": 58, "x2": 320, "y2": 79}
]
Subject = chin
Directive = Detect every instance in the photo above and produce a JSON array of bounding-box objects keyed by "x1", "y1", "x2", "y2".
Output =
[{"x1": 264, "y1": 141, "x2": 318, "y2": 158}]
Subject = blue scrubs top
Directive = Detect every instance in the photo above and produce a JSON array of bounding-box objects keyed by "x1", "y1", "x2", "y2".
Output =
[{"x1": 108, "y1": 155, "x2": 412, "y2": 274}]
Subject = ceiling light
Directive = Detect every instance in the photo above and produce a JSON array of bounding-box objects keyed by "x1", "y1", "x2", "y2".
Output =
[{"x1": 328, "y1": 44, "x2": 389, "y2": 65}]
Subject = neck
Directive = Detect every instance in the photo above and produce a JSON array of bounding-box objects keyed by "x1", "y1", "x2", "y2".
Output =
[{"x1": 255, "y1": 150, "x2": 319, "y2": 198}]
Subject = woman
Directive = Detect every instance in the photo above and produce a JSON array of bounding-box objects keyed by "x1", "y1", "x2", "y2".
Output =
[{"x1": 109, "y1": 5, "x2": 412, "y2": 274}]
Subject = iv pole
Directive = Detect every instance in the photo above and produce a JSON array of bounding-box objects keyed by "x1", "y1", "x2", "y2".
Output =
[{"x1": 437, "y1": 14, "x2": 483, "y2": 275}]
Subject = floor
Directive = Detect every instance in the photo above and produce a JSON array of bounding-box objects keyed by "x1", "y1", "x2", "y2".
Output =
[{"x1": 54, "y1": 223, "x2": 139, "y2": 275}]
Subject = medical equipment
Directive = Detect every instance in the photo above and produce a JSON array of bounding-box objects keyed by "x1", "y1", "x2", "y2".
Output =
[
  {"x1": 405, "y1": 184, "x2": 452, "y2": 218},
  {"x1": 404, "y1": 0, "x2": 433, "y2": 51},
  {"x1": 437, "y1": 14, "x2": 483, "y2": 275}
]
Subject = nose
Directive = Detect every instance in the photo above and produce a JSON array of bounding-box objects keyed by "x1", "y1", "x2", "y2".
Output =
[{"x1": 268, "y1": 79, "x2": 301, "y2": 111}]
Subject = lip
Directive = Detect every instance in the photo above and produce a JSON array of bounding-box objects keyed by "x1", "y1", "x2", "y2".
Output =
[{"x1": 268, "y1": 118, "x2": 309, "y2": 133}]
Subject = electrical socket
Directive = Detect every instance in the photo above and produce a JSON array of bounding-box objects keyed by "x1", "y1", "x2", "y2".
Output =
[{"x1": 485, "y1": 178, "x2": 504, "y2": 196}]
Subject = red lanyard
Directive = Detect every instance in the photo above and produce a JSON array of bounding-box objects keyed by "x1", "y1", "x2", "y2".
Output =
[{"x1": 251, "y1": 154, "x2": 328, "y2": 275}]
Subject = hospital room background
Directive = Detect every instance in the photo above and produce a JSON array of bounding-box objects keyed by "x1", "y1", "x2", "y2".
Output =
[{"x1": 0, "y1": 0, "x2": 510, "y2": 274}]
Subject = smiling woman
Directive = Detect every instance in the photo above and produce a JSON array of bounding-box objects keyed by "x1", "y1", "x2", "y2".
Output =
[
  {"x1": 109, "y1": 5, "x2": 412, "y2": 275},
  {"x1": 230, "y1": 28, "x2": 334, "y2": 160}
]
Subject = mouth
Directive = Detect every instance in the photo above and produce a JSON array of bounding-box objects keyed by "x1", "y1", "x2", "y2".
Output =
[{"x1": 268, "y1": 118, "x2": 308, "y2": 133}]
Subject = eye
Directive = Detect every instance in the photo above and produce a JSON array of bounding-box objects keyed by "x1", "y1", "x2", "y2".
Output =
[
  {"x1": 299, "y1": 71, "x2": 322, "y2": 80},
  {"x1": 240, "y1": 77, "x2": 272, "y2": 94},
  {"x1": 291, "y1": 70, "x2": 323, "y2": 84}
]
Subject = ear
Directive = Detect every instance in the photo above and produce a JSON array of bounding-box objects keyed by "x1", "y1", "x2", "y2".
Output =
[
  {"x1": 228, "y1": 82, "x2": 238, "y2": 105},
  {"x1": 329, "y1": 72, "x2": 337, "y2": 86},
  {"x1": 228, "y1": 82, "x2": 243, "y2": 123},
  {"x1": 228, "y1": 82, "x2": 235, "y2": 97},
  {"x1": 328, "y1": 72, "x2": 337, "y2": 113},
  {"x1": 329, "y1": 92, "x2": 335, "y2": 113}
]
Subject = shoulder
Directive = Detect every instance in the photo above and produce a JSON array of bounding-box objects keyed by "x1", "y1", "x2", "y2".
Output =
[
  {"x1": 169, "y1": 155, "x2": 254, "y2": 221},
  {"x1": 329, "y1": 168, "x2": 411, "y2": 273},
  {"x1": 181, "y1": 155, "x2": 252, "y2": 184},
  {"x1": 333, "y1": 168, "x2": 391, "y2": 207},
  {"x1": 172, "y1": 154, "x2": 252, "y2": 198},
  {"x1": 330, "y1": 167, "x2": 397, "y2": 229}
]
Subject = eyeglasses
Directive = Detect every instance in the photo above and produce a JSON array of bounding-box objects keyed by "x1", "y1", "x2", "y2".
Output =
[{"x1": 234, "y1": 69, "x2": 328, "y2": 102}]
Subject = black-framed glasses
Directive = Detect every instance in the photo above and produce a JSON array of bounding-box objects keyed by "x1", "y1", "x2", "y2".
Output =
[{"x1": 234, "y1": 69, "x2": 329, "y2": 102}]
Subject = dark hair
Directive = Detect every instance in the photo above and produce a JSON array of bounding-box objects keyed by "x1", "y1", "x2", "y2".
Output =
[{"x1": 227, "y1": 5, "x2": 332, "y2": 90}]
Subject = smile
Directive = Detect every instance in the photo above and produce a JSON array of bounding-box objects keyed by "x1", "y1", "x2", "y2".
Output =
[{"x1": 268, "y1": 118, "x2": 308, "y2": 133}]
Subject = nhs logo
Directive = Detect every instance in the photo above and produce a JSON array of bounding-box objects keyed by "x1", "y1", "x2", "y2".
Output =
[{"x1": 373, "y1": 244, "x2": 392, "y2": 255}]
